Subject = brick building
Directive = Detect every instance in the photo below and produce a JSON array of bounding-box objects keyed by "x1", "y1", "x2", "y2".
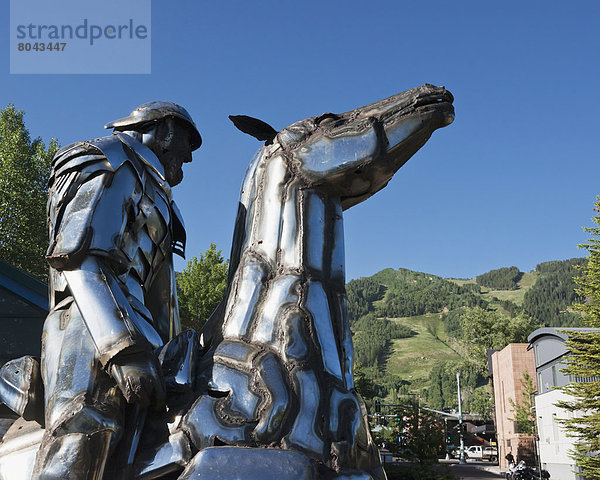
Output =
[{"x1": 490, "y1": 343, "x2": 537, "y2": 469}]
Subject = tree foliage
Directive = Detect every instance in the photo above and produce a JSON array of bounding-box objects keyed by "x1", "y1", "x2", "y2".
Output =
[
  {"x1": 441, "y1": 309, "x2": 463, "y2": 339},
  {"x1": 353, "y1": 364, "x2": 378, "y2": 412},
  {"x1": 354, "y1": 364, "x2": 377, "y2": 400},
  {"x1": 469, "y1": 385, "x2": 495, "y2": 422},
  {"x1": 476, "y1": 266, "x2": 522, "y2": 290},
  {"x1": 523, "y1": 258, "x2": 586, "y2": 327},
  {"x1": 347, "y1": 268, "x2": 487, "y2": 322},
  {"x1": 426, "y1": 360, "x2": 481, "y2": 411},
  {"x1": 376, "y1": 277, "x2": 486, "y2": 318},
  {"x1": 347, "y1": 277, "x2": 385, "y2": 322},
  {"x1": 458, "y1": 307, "x2": 540, "y2": 371},
  {"x1": 423, "y1": 307, "x2": 538, "y2": 413},
  {"x1": 557, "y1": 198, "x2": 600, "y2": 479},
  {"x1": 177, "y1": 243, "x2": 228, "y2": 331},
  {"x1": 389, "y1": 399, "x2": 445, "y2": 465},
  {"x1": 352, "y1": 313, "x2": 414, "y2": 367},
  {"x1": 494, "y1": 297, "x2": 523, "y2": 318},
  {"x1": 0, "y1": 104, "x2": 58, "y2": 280}
]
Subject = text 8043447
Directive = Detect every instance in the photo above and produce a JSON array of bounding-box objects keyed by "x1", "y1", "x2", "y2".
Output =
[{"x1": 17, "y1": 42, "x2": 66, "y2": 52}]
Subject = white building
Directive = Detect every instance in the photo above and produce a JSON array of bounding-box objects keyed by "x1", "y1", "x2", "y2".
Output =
[
  {"x1": 528, "y1": 327, "x2": 599, "y2": 480},
  {"x1": 534, "y1": 388, "x2": 582, "y2": 480}
]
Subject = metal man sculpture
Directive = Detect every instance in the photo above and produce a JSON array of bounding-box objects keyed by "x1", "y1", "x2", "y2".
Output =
[
  {"x1": 178, "y1": 84, "x2": 455, "y2": 479},
  {"x1": 36, "y1": 102, "x2": 201, "y2": 478}
]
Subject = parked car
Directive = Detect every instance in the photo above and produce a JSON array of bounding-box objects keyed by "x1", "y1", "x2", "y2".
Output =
[{"x1": 464, "y1": 445, "x2": 498, "y2": 462}]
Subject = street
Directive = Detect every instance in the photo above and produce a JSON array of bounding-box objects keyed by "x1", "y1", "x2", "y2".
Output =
[
  {"x1": 382, "y1": 459, "x2": 505, "y2": 480},
  {"x1": 444, "y1": 460, "x2": 504, "y2": 479}
]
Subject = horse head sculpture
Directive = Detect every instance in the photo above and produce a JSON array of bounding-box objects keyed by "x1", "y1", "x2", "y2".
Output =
[{"x1": 179, "y1": 84, "x2": 454, "y2": 480}]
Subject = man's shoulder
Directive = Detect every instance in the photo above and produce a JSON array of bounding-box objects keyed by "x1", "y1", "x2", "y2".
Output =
[
  {"x1": 53, "y1": 137, "x2": 104, "y2": 159},
  {"x1": 50, "y1": 135, "x2": 147, "y2": 185},
  {"x1": 53, "y1": 138, "x2": 94, "y2": 161},
  {"x1": 51, "y1": 136, "x2": 114, "y2": 177}
]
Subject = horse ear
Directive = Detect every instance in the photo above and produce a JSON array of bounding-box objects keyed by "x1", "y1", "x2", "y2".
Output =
[{"x1": 228, "y1": 115, "x2": 278, "y2": 143}]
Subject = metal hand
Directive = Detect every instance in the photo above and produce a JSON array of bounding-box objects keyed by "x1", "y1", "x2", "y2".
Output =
[{"x1": 109, "y1": 349, "x2": 166, "y2": 410}]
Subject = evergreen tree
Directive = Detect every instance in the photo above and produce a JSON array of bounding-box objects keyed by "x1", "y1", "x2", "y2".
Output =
[
  {"x1": 523, "y1": 258, "x2": 585, "y2": 327},
  {"x1": 351, "y1": 313, "x2": 413, "y2": 367},
  {"x1": 476, "y1": 266, "x2": 522, "y2": 290},
  {"x1": 0, "y1": 105, "x2": 58, "y2": 280},
  {"x1": 557, "y1": 198, "x2": 600, "y2": 479}
]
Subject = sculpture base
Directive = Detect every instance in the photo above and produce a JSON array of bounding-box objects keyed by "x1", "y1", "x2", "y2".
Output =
[
  {"x1": 179, "y1": 446, "x2": 376, "y2": 480},
  {"x1": 0, "y1": 418, "x2": 42, "y2": 480}
]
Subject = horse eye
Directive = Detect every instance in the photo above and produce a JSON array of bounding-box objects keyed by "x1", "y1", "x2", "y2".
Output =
[{"x1": 315, "y1": 113, "x2": 340, "y2": 126}]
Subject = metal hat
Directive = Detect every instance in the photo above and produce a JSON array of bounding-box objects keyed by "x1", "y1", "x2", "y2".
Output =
[{"x1": 104, "y1": 101, "x2": 202, "y2": 150}]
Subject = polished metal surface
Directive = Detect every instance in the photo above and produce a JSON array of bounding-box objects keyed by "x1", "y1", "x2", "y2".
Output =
[
  {"x1": 178, "y1": 447, "x2": 318, "y2": 480},
  {"x1": 0, "y1": 419, "x2": 43, "y2": 480},
  {"x1": 253, "y1": 353, "x2": 290, "y2": 442},
  {"x1": 0, "y1": 88, "x2": 453, "y2": 479},
  {"x1": 222, "y1": 256, "x2": 266, "y2": 338},
  {"x1": 181, "y1": 395, "x2": 248, "y2": 450},
  {"x1": 250, "y1": 274, "x2": 299, "y2": 345},
  {"x1": 133, "y1": 431, "x2": 192, "y2": 479},
  {"x1": 182, "y1": 84, "x2": 454, "y2": 480},
  {"x1": 158, "y1": 329, "x2": 200, "y2": 392},
  {"x1": 333, "y1": 473, "x2": 374, "y2": 480},
  {"x1": 279, "y1": 310, "x2": 310, "y2": 363},
  {"x1": 305, "y1": 280, "x2": 343, "y2": 380},
  {"x1": 104, "y1": 101, "x2": 202, "y2": 151},
  {"x1": 0, "y1": 357, "x2": 43, "y2": 423},
  {"x1": 286, "y1": 369, "x2": 324, "y2": 455}
]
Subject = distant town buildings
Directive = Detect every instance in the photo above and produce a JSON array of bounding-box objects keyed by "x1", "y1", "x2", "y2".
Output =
[{"x1": 489, "y1": 328, "x2": 599, "y2": 479}]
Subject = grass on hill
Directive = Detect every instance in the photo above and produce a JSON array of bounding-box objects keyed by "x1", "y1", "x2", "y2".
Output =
[
  {"x1": 385, "y1": 313, "x2": 461, "y2": 394},
  {"x1": 446, "y1": 278, "x2": 472, "y2": 287},
  {"x1": 479, "y1": 271, "x2": 537, "y2": 306},
  {"x1": 448, "y1": 272, "x2": 537, "y2": 306}
]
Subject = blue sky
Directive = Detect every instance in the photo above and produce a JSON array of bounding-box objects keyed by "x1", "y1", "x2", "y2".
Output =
[{"x1": 2, "y1": 1, "x2": 599, "y2": 280}]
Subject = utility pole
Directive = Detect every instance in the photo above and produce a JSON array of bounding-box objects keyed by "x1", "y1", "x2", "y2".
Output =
[
  {"x1": 457, "y1": 371, "x2": 466, "y2": 464},
  {"x1": 444, "y1": 417, "x2": 450, "y2": 460}
]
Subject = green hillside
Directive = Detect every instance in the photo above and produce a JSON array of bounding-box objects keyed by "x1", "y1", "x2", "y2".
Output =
[
  {"x1": 386, "y1": 314, "x2": 460, "y2": 390},
  {"x1": 348, "y1": 259, "x2": 585, "y2": 411}
]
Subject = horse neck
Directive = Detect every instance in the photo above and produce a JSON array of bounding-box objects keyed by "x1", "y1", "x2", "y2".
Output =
[
  {"x1": 239, "y1": 151, "x2": 346, "y2": 288},
  {"x1": 221, "y1": 150, "x2": 354, "y2": 388}
]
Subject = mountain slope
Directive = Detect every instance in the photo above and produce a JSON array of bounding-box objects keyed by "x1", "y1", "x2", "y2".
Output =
[
  {"x1": 348, "y1": 259, "x2": 585, "y2": 405},
  {"x1": 386, "y1": 314, "x2": 460, "y2": 389}
]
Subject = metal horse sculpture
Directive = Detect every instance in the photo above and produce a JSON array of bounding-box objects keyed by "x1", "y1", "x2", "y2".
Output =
[
  {"x1": 0, "y1": 84, "x2": 453, "y2": 480},
  {"x1": 177, "y1": 84, "x2": 455, "y2": 479}
]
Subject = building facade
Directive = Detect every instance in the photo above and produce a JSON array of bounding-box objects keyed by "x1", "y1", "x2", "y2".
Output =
[
  {"x1": 0, "y1": 259, "x2": 47, "y2": 365},
  {"x1": 528, "y1": 327, "x2": 598, "y2": 480},
  {"x1": 490, "y1": 343, "x2": 537, "y2": 470}
]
